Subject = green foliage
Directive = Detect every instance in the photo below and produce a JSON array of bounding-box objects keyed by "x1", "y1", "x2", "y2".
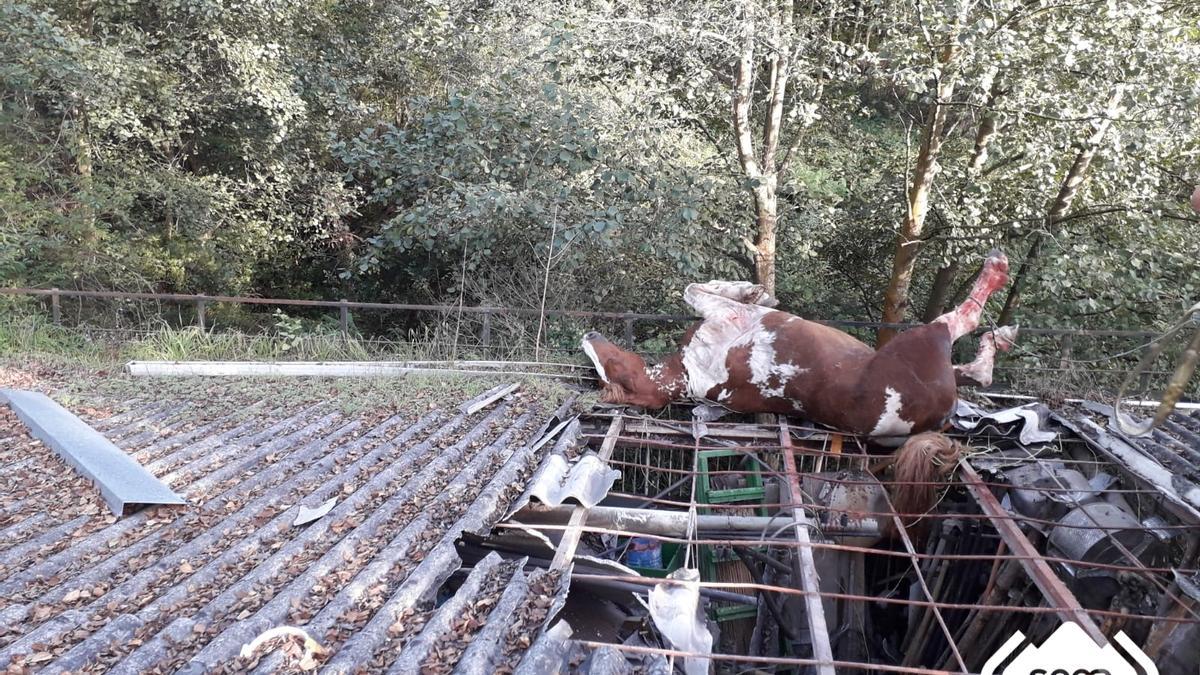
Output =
[
  {"x1": 0, "y1": 310, "x2": 94, "y2": 358},
  {"x1": 124, "y1": 324, "x2": 373, "y2": 362},
  {"x1": 0, "y1": 0, "x2": 357, "y2": 293},
  {"x1": 1, "y1": 0, "x2": 1197, "y2": 348}
]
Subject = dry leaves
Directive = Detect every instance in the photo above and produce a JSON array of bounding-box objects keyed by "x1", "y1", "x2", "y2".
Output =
[{"x1": 1, "y1": 390, "x2": 543, "y2": 675}]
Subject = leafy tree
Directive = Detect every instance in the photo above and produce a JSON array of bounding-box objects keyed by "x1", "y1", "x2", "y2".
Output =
[
  {"x1": 0, "y1": 0, "x2": 356, "y2": 294},
  {"x1": 1, "y1": 0, "x2": 1196, "y2": 364}
]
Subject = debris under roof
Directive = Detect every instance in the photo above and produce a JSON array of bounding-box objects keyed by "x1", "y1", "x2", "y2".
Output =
[{"x1": 480, "y1": 400, "x2": 1200, "y2": 675}]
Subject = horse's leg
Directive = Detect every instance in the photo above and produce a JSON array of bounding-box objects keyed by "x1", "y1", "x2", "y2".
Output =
[
  {"x1": 954, "y1": 326, "x2": 1019, "y2": 387},
  {"x1": 933, "y1": 249, "x2": 1010, "y2": 342}
]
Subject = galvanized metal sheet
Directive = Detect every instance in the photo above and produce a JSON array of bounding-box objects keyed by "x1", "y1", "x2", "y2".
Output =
[{"x1": 1, "y1": 389, "x2": 186, "y2": 516}]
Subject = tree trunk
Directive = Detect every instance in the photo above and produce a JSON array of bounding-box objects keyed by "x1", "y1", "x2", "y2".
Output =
[
  {"x1": 730, "y1": 0, "x2": 793, "y2": 297},
  {"x1": 754, "y1": 199, "x2": 778, "y2": 294},
  {"x1": 919, "y1": 75, "x2": 1002, "y2": 325},
  {"x1": 998, "y1": 233, "x2": 1041, "y2": 325},
  {"x1": 921, "y1": 260, "x2": 960, "y2": 322},
  {"x1": 877, "y1": 43, "x2": 959, "y2": 346},
  {"x1": 74, "y1": 2, "x2": 97, "y2": 244},
  {"x1": 997, "y1": 86, "x2": 1125, "y2": 325}
]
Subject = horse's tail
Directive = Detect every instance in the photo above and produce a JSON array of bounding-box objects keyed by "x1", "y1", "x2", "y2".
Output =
[{"x1": 888, "y1": 432, "x2": 962, "y2": 533}]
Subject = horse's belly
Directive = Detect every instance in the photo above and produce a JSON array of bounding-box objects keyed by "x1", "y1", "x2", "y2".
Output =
[{"x1": 684, "y1": 324, "x2": 818, "y2": 412}]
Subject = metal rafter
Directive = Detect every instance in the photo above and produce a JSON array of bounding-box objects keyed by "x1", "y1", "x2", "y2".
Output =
[{"x1": 778, "y1": 419, "x2": 835, "y2": 674}]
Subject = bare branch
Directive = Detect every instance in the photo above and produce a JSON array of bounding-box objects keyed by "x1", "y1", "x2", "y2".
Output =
[{"x1": 760, "y1": 0, "x2": 794, "y2": 173}]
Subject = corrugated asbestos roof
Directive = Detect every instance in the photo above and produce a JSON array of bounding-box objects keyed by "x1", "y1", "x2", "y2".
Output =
[
  {"x1": 0, "y1": 388, "x2": 570, "y2": 674},
  {"x1": 506, "y1": 419, "x2": 622, "y2": 513},
  {"x1": 1055, "y1": 403, "x2": 1200, "y2": 520}
]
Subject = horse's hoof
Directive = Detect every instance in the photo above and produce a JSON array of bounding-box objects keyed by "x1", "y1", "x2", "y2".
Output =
[{"x1": 993, "y1": 325, "x2": 1019, "y2": 351}]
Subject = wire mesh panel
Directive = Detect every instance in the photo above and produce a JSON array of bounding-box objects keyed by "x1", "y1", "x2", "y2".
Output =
[{"x1": 559, "y1": 407, "x2": 1200, "y2": 674}]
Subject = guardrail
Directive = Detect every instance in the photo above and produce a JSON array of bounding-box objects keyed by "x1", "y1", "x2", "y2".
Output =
[{"x1": 0, "y1": 286, "x2": 1160, "y2": 355}]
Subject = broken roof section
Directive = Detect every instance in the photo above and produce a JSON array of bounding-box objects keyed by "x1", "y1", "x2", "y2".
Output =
[
  {"x1": 504, "y1": 417, "x2": 625, "y2": 518},
  {"x1": 487, "y1": 398, "x2": 1200, "y2": 674},
  {"x1": 4, "y1": 367, "x2": 1198, "y2": 675}
]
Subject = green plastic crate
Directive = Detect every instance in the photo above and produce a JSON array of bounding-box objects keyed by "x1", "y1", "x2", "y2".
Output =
[{"x1": 696, "y1": 449, "x2": 769, "y2": 624}]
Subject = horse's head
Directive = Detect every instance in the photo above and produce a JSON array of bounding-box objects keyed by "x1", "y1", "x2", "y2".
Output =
[{"x1": 581, "y1": 331, "x2": 674, "y2": 408}]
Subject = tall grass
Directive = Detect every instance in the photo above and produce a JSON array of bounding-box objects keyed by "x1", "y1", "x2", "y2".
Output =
[
  {"x1": 0, "y1": 312, "x2": 108, "y2": 363},
  {"x1": 125, "y1": 325, "x2": 374, "y2": 362},
  {"x1": 0, "y1": 310, "x2": 591, "y2": 366}
]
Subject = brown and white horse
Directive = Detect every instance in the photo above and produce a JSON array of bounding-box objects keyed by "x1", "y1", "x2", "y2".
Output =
[{"x1": 581, "y1": 249, "x2": 1018, "y2": 439}]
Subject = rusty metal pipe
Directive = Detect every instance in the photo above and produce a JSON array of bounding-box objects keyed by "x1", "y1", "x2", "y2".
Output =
[{"x1": 514, "y1": 504, "x2": 883, "y2": 539}]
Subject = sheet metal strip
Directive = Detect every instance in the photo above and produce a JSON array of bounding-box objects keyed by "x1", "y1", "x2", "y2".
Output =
[{"x1": 1, "y1": 389, "x2": 186, "y2": 516}]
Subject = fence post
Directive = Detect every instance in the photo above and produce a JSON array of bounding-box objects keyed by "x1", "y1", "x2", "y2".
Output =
[
  {"x1": 481, "y1": 309, "x2": 493, "y2": 347},
  {"x1": 624, "y1": 318, "x2": 636, "y2": 349},
  {"x1": 339, "y1": 299, "x2": 350, "y2": 336},
  {"x1": 1138, "y1": 342, "x2": 1154, "y2": 393},
  {"x1": 50, "y1": 288, "x2": 61, "y2": 325},
  {"x1": 196, "y1": 295, "x2": 208, "y2": 331},
  {"x1": 1058, "y1": 334, "x2": 1073, "y2": 371}
]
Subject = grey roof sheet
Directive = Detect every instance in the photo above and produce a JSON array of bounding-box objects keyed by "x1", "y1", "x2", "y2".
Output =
[
  {"x1": 0, "y1": 391, "x2": 567, "y2": 674},
  {"x1": 506, "y1": 419, "x2": 622, "y2": 512},
  {"x1": 1054, "y1": 403, "x2": 1200, "y2": 521}
]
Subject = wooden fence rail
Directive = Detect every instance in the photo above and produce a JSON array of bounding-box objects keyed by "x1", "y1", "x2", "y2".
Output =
[{"x1": 0, "y1": 287, "x2": 1161, "y2": 356}]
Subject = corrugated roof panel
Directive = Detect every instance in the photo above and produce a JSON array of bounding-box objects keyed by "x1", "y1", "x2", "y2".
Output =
[{"x1": 0, "y1": 390, "x2": 564, "y2": 674}]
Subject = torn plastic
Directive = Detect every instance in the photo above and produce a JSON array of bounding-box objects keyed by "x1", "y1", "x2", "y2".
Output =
[
  {"x1": 690, "y1": 404, "x2": 730, "y2": 439},
  {"x1": 648, "y1": 568, "x2": 712, "y2": 675},
  {"x1": 1173, "y1": 569, "x2": 1200, "y2": 602},
  {"x1": 292, "y1": 497, "x2": 337, "y2": 526},
  {"x1": 953, "y1": 400, "x2": 1058, "y2": 444}
]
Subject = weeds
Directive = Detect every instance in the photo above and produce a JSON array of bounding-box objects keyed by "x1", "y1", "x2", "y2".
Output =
[
  {"x1": 0, "y1": 312, "x2": 103, "y2": 361},
  {"x1": 0, "y1": 312, "x2": 524, "y2": 364},
  {"x1": 0, "y1": 309, "x2": 580, "y2": 418},
  {"x1": 125, "y1": 325, "x2": 376, "y2": 362}
]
